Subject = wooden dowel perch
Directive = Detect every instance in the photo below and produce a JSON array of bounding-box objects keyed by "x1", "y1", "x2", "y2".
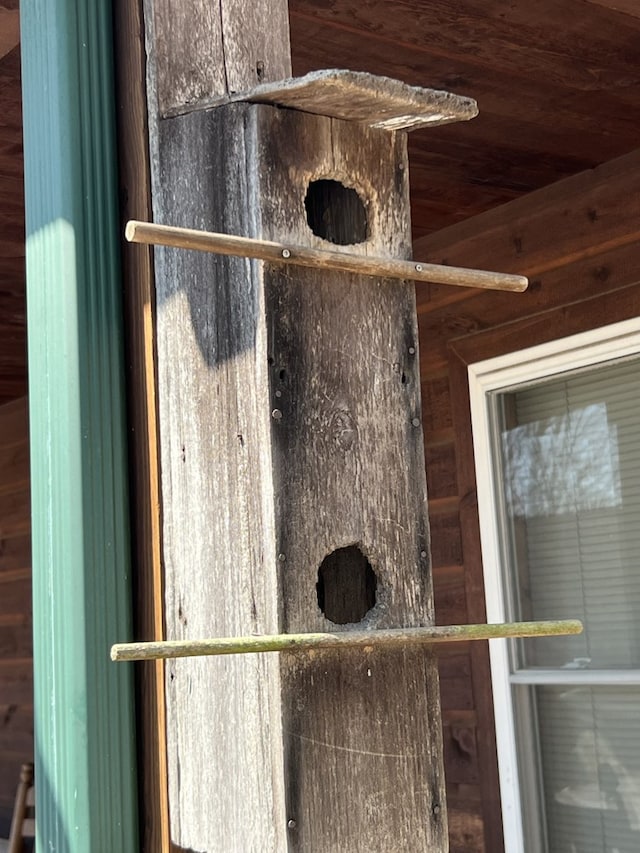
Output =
[
  {"x1": 111, "y1": 619, "x2": 582, "y2": 661},
  {"x1": 125, "y1": 220, "x2": 528, "y2": 293}
]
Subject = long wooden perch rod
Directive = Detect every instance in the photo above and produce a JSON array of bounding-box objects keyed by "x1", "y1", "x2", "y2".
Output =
[
  {"x1": 111, "y1": 619, "x2": 581, "y2": 661},
  {"x1": 125, "y1": 220, "x2": 528, "y2": 293}
]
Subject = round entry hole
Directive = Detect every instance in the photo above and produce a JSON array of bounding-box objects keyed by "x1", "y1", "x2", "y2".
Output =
[
  {"x1": 304, "y1": 179, "x2": 368, "y2": 245},
  {"x1": 316, "y1": 545, "x2": 377, "y2": 624}
]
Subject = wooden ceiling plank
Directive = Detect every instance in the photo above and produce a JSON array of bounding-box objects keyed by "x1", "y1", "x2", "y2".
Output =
[
  {"x1": 290, "y1": 0, "x2": 640, "y2": 94},
  {"x1": 414, "y1": 148, "x2": 640, "y2": 296},
  {"x1": 0, "y1": 9, "x2": 19, "y2": 62},
  {"x1": 582, "y1": 0, "x2": 640, "y2": 18},
  {"x1": 289, "y1": 16, "x2": 640, "y2": 144}
]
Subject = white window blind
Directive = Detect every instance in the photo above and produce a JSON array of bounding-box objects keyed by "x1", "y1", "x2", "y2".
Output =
[{"x1": 498, "y1": 357, "x2": 640, "y2": 853}]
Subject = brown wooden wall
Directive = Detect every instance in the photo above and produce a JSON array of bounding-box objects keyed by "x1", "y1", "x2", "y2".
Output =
[
  {"x1": 417, "y1": 147, "x2": 640, "y2": 853},
  {"x1": 0, "y1": 396, "x2": 32, "y2": 833}
]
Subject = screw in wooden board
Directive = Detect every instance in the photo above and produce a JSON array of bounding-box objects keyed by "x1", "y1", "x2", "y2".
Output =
[
  {"x1": 415, "y1": 263, "x2": 423, "y2": 272},
  {"x1": 412, "y1": 418, "x2": 421, "y2": 427},
  {"x1": 287, "y1": 819, "x2": 297, "y2": 830},
  {"x1": 433, "y1": 804, "x2": 441, "y2": 817},
  {"x1": 408, "y1": 346, "x2": 416, "y2": 355},
  {"x1": 278, "y1": 553, "x2": 286, "y2": 563},
  {"x1": 272, "y1": 409, "x2": 283, "y2": 420},
  {"x1": 420, "y1": 550, "x2": 428, "y2": 558},
  {"x1": 282, "y1": 248, "x2": 291, "y2": 258}
]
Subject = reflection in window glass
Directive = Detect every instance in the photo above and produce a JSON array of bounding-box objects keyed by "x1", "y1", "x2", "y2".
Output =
[
  {"x1": 496, "y1": 357, "x2": 640, "y2": 853},
  {"x1": 499, "y1": 360, "x2": 640, "y2": 669}
]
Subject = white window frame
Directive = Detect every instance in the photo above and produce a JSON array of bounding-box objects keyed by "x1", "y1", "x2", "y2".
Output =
[{"x1": 468, "y1": 316, "x2": 640, "y2": 852}]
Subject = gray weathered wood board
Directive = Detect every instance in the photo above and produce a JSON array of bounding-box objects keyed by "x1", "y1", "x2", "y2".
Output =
[
  {"x1": 154, "y1": 105, "x2": 287, "y2": 852},
  {"x1": 149, "y1": 100, "x2": 447, "y2": 850},
  {"x1": 242, "y1": 68, "x2": 478, "y2": 130},
  {"x1": 261, "y1": 107, "x2": 445, "y2": 851},
  {"x1": 146, "y1": 0, "x2": 291, "y2": 116}
]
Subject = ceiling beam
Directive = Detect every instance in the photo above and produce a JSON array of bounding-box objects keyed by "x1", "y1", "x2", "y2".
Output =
[{"x1": 583, "y1": 0, "x2": 640, "y2": 18}]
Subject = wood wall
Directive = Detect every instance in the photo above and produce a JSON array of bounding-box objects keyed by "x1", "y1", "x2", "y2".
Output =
[
  {"x1": 0, "y1": 396, "x2": 32, "y2": 834},
  {"x1": 417, "y1": 147, "x2": 640, "y2": 853}
]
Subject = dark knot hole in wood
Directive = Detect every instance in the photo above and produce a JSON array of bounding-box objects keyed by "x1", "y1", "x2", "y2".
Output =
[
  {"x1": 304, "y1": 179, "x2": 368, "y2": 246},
  {"x1": 316, "y1": 545, "x2": 377, "y2": 625}
]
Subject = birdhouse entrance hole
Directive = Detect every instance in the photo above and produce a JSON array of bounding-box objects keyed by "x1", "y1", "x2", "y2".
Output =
[
  {"x1": 316, "y1": 545, "x2": 377, "y2": 624},
  {"x1": 304, "y1": 179, "x2": 368, "y2": 245}
]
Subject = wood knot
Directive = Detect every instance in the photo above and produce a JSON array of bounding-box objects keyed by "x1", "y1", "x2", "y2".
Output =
[
  {"x1": 329, "y1": 408, "x2": 357, "y2": 451},
  {"x1": 594, "y1": 265, "x2": 610, "y2": 282}
]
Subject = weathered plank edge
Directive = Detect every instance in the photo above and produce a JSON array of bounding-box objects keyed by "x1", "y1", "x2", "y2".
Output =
[
  {"x1": 162, "y1": 68, "x2": 478, "y2": 126},
  {"x1": 112, "y1": 620, "x2": 583, "y2": 660}
]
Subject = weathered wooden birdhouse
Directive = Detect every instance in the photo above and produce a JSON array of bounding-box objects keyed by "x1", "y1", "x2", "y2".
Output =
[{"x1": 112, "y1": 8, "x2": 578, "y2": 852}]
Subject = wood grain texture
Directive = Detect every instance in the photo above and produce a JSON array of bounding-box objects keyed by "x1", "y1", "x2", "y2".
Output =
[
  {"x1": 113, "y1": 1, "x2": 170, "y2": 849},
  {"x1": 0, "y1": 397, "x2": 32, "y2": 831},
  {"x1": 0, "y1": 42, "x2": 26, "y2": 407},
  {"x1": 242, "y1": 68, "x2": 477, "y2": 129},
  {"x1": 417, "y1": 152, "x2": 640, "y2": 853},
  {"x1": 220, "y1": 0, "x2": 291, "y2": 95},
  {"x1": 148, "y1": 0, "x2": 226, "y2": 115},
  {"x1": 126, "y1": 220, "x2": 528, "y2": 291},
  {"x1": 148, "y1": 97, "x2": 447, "y2": 850},
  {"x1": 256, "y1": 107, "x2": 445, "y2": 852},
  {"x1": 0, "y1": 7, "x2": 19, "y2": 61},
  {"x1": 151, "y1": 104, "x2": 287, "y2": 853},
  {"x1": 113, "y1": 620, "x2": 580, "y2": 660},
  {"x1": 583, "y1": 0, "x2": 640, "y2": 16},
  {"x1": 148, "y1": 0, "x2": 291, "y2": 116},
  {"x1": 414, "y1": 147, "x2": 640, "y2": 294},
  {"x1": 288, "y1": 0, "x2": 640, "y2": 238}
]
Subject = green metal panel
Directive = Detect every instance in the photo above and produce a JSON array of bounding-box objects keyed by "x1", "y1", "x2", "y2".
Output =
[{"x1": 20, "y1": 1, "x2": 139, "y2": 850}]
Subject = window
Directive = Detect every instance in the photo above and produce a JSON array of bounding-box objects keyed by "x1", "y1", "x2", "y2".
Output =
[{"x1": 469, "y1": 319, "x2": 640, "y2": 853}]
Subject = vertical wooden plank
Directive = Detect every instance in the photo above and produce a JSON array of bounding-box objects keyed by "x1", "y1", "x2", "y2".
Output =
[
  {"x1": 0, "y1": 397, "x2": 32, "y2": 831},
  {"x1": 142, "y1": 2, "x2": 293, "y2": 846},
  {"x1": 148, "y1": 0, "x2": 291, "y2": 116},
  {"x1": 260, "y1": 108, "x2": 447, "y2": 851},
  {"x1": 220, "y1": 0, "x2": 292, "y2": 94},
  {"x1": 448, "y1": 350, "x2": 504, "y2": 853},
  {"x1": 113, "y1": 1, "x2": 170, "y2": 850},
  {"x1": 147, "y1": 100, "x2": 447, "y2": 849},
  {"x1": 150, "y1": 0, "x2": 226, "y2": 115},
  {"x1": 144, "y1": 4, "x2": 446, "y2": 849},
  {"x1": 152, "y1": 104, "x2": 287, "y2": 852}
]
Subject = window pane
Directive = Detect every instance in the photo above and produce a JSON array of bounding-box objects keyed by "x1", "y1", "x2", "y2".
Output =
[
  {"x1": 534, "y1": 686, "x2": 640, "y2": 853},
  {"x1": 499, "y1": 359, "x2": 640, "y2": 668}
]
